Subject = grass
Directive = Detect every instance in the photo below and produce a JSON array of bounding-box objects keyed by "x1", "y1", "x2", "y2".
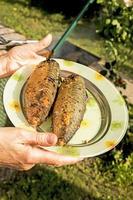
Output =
[
  {"x1": 0, "y1": 154, "x2": 133, "y2": 200},
  {"x1": 0, "y1": 0, "x2": 106, "y2": 57},
  {"x1": 0, "y1": 0, "x2": 132, "y2": 80},
  {"x1": 0, "y1": 0, "x2": 133, "y2": 199},
  {"x1": 0, "y1": 0, "x2": 68, "y2": 39}
]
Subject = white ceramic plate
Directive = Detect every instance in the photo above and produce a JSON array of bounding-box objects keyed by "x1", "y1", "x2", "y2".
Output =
[{"x1": 3, "y1": 59, "x2": 128, "y2": 158}]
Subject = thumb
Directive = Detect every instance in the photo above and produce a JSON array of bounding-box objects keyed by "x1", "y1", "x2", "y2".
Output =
[
  {"x1": 0, "y1": 50, "x2": 7, "y2": 57},
  {"x1": 25, "y1": 132, "x2": 57, "y2": 147},
  {"x1": 26, "y1": 34, "x2": 52, "y2": 53}
]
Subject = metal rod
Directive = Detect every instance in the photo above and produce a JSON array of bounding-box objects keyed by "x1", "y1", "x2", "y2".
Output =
[{"x1": 50, "y1": 0, "x2": 95, "y2": 57}]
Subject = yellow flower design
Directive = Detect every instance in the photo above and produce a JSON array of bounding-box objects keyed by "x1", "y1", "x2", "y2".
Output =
[
  {"x1": 9, "y1": 100, "x2": 21, "y2": 112},
  {"x1": 95, "y1": 72, "x2": 104, "y2": 81},
  {"x1": 80, "y1": 120, "x2": 90, "y2": 128},
  {"x1": 105, "y1": 140, "x2": 116, "y2": 149}
]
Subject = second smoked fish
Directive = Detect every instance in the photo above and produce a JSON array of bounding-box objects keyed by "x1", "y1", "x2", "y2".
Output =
[{"x1": 52, "y1": 74, "x2": 86, "y2": 144}]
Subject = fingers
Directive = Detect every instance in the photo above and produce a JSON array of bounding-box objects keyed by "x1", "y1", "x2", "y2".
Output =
[
  {"x1": 37, "y1": 49, "x2": 51, "y2": 57},
  {"x1": 22, "y1": 130, "x2": 82, "y2": 167},
  {"x1": 38, "y1": 34, "x2": 52, "y2": 51},
  {"x1": 0, "y1": 59, "x2": 20, "y2": 78},
  {"x1": 0, "y1": 50, "x2": 7, "y2": 57},
  {"x1": 27, "y1": 147, "x2": 82, "y2": 166},
  {"x1": 24, "y1": 132, "x2": 58, "y2": 147},
  {"x1": 0, "y1": 34, "x2": 52, "y2": 78},
  {"x1": 25, "y1": 34, "x2": 52, "y2": 53},
  {"x1": 19, "y1": 164, "x2": 35, "y2": 171}
]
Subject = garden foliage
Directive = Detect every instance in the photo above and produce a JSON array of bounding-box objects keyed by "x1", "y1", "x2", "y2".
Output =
[
  {"x1": 0, "y1": 1, "x2": 133, "y2": 199},
  {"x1": 96, "y1": 0, "x2": 133, "y2": 69}
]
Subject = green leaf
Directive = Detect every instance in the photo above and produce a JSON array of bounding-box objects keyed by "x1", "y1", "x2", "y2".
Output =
[
  {"x1": 106, "y1": 19, "x2": 111, "y2": 25},
  {"x1": 97, "y1": 0, "x2": 104, "y2": 4},
  {"x1": 112, "y1": 19, "x2": 120, "y2": 26},
  {"x1": 122, "y1": 30, "x2": 127, "y2": 40}
]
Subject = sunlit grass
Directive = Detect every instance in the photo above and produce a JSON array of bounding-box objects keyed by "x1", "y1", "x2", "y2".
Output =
[{"x1": 0, "y1": 1, "x2": 132, "y2": 199}]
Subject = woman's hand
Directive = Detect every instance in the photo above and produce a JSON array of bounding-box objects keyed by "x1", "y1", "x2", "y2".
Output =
[
  {"x1": 0, "y1": 34, "x2": 52, "y2": 78},
  {"x1": 0, "y1": 127, "x2": 81, "y2": 171},
  {"x1": 0, "y1": 35, "x2": 82, "y2": 170}
]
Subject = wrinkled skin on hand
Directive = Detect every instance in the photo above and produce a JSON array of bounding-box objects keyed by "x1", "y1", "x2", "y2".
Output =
[
  {"x1": 0, "y1": 34, "x2": 52, "y2": 78},
  {"x1": 0, "y1": 128, "x2": 81, "y2": 170}
]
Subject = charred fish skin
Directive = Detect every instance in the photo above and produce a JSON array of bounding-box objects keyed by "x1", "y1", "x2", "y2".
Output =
[
  {"x1": 23, "y1": 60, "x2": 60, "y2": 127},
  {"x1": 52, "y1": 74, "x2": 86, "y2": 144}
]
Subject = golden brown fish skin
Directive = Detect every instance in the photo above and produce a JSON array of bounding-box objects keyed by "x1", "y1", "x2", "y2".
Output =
[
  {"x1": 23, "y1": 60, "x2": 60, "y2": 127},
  {"x1": 52, "y1": 74, "x2": 86, "y2": 144}
]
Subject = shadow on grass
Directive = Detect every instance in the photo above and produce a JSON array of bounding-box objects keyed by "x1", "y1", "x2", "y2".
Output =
[
  {"x1": 2, "y1": 0, "x2": 29, "y2": 6},
  {"x1": 3, "y1": 0, "x2": 99, "y2": 17},
  {"x1": 0, "y1": 165, "x2": 100, "y2": 200}
]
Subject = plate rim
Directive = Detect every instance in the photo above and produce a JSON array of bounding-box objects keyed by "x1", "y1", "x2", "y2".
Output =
[{"x1": 3, "y1": 58, "x2": 129, "y2": 157}]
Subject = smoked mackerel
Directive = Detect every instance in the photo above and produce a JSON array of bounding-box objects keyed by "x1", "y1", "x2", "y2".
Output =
[
  {"x1": 23, "y1": 60, "x2": 60, "y2": 127},
  {"x1": 52, "y1": 74, "x2": 86, "y2": 144}
]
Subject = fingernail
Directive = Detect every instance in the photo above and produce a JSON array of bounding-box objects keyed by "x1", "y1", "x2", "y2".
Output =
[
  {"x1": 47, "y1": 134, "x2": 57, "y2": 145},
  {"x1": 78, "y1": 158, "x2": 84, "y2": 161},
  {"x1": 45, "y1": 33, "x2": 52, "y2": 41}
]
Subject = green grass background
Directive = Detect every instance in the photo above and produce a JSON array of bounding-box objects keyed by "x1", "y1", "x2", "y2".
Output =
[{"x1": 0, "y1": 0, "x2": 133, "y2": 199}]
